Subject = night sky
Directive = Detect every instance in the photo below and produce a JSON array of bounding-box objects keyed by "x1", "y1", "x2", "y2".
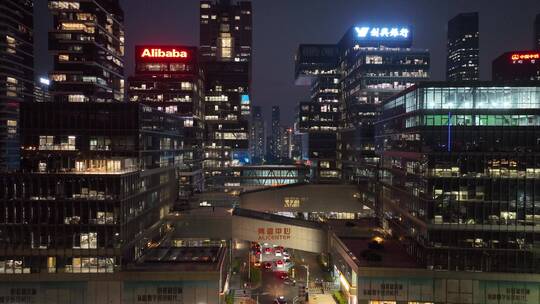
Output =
[{"x1": 34, "y1": 0, "x2": 540, "y2": 125}]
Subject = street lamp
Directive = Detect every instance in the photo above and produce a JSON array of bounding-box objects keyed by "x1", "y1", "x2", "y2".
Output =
[{"x1": 298, "y1": 264, "x2": 309, "y2": 302}]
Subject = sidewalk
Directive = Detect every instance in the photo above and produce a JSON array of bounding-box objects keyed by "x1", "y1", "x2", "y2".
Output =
[{"x1": 308, "y1": 294, "x2": 337, "y2": 304}]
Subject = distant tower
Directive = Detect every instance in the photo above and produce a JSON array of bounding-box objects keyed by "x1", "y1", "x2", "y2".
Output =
[
  {"x1": 0, "y1": 0, "x2": 34, "y2": 171},
  {"x1": 535, "y1": 13, "x2": 540, "y2": 49},
  {"x1": 270, "y1": 106, "x2": 281, "y2": 161},
  {"x1": 446, "y1": 12, "x2": 479, "y2": 81},
  {"x1": 250, "y1": 106, "x2": 266, "y2": 163}
]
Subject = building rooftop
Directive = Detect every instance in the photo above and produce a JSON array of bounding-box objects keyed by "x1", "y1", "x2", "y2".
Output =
[
  {"x1": 128, "y1": 245, "x2": 226, "y2": 272},
  {"x1": 340, "y1": 237, "x2": 421, "y2": 269}
]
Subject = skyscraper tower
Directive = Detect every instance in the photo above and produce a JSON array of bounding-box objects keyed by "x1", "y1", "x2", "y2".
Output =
[
  {"x1": 249, "y1": 106, "x2": 266, "y2": 163},
  {"x1": 535, "y1": 13, "x2": 540, "y2": 49},
  {"x1": 200, "y1": 0, "x2": 252, "y2": 186},
  {"x1": 200, "y1": 0, "x2": 252, "y2": 62},
  {"x1": 446, "y1": 12, "x2": 479, "y2": 81},
  {"x1": 49, "y1": 0, "x2": 125, "y2": 103},
  {"x1": 270, "y1": 106, "x2": 281, "y2": 162},
  {"x1": 0, "y1": 0, "x2": 33, "y2": 171}
]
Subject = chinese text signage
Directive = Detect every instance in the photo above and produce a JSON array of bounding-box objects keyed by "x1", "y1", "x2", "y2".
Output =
[
  {"x1": 354, "y1": 26, "x2": 410, "y2": 39},
  {"x1": 511, "y1": 52, "x2": 540, "y2": 63},
  {"x1": 257, "y1": 227, "x2": 291, "y2": 241}
]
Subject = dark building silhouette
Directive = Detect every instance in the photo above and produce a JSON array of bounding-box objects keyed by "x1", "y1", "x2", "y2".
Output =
[
  {"x1": 269, "y1": 106, "x2": 281, "y2": 162},
  {"x1": 295, "y1": 44, "x2": 341, "y2": 182},
  {"x1": 535, "y1": 13, "x2": 540, "y2": 49},
  {"x1": 249, "y1": 106, "x2": 265, "y2": 163},
  {"x1": 0, "y1": 0, "x2": 34, "y2": 171},
  {"x1": 446, "y1": 12, "x2": 479, "y2": 81},
  {"x1": 492, "y1": 50, "x2": 540, "y2": 81}
]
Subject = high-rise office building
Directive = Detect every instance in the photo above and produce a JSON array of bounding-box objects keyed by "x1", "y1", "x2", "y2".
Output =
[
  {"x1": 446, "y1": 12, "x2": 479, "y2": 81},
  {"x1": 200, "y1": 0, "x2": 252, "y2": 62},
  {"x1": 1, "y1": 102, "x2": 183, "y2": 273},
  {"x1": 48, "y1": 0, "x2": 125, "y2": 103},
  {"x1": 375, "y1": 82, "x2": 540, "y2": 273},
  {"x1": 279, "y1": 126, "x2": 292, "y2": 160},
  {"x1": 338, "y1": 25, "x2": 430, "y2": 183},
  {"x1": 535, "y1": 13, "x2": 540, "y2": 49},
  {"x1": 200, "y1": 0, "x2": 252, "y2": 186},
  {"x1": 0, "y1": 0, "x2": 183, "y2": 276},
  {"x1": 295, "y1": 44, "x2": 341, "y2": 182},
  {"x1": 249, "y1": 106, "x2": 265, "y2": 163},
  {"x1": 0, "y1": 0, "x2": 33, "y2": 171},
  {"x1": 203, "y1": 62, "x2": 250, "y2": 176},
  {"x1": 492, "y1": 50, "x2": 540, "y2": 81},
  {"x1": 128, "y1": 45, "x2": 205, "y2": 197},
  {"x1": 269, "y1": 106, "x2": 281, "y2": 162}
]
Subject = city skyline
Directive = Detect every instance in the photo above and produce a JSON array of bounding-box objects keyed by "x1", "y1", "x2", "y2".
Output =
[
  {"x1": 2, "y1": 1, "x2": 540, "y2": 303},
  {"x1": 34, "y1": 0, "x2": 540, "y2": 124}
]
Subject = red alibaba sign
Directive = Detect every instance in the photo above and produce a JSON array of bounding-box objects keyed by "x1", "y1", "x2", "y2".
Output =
[
  {"x1": 511, "y1": 52, "x2": 540, "y2": 61},
  {"x1": 135, "y1": 46, "x2": 193, "y2": 63},
  {"x1": 141, "y1": 48, "x2": 188, "y2": 59}
]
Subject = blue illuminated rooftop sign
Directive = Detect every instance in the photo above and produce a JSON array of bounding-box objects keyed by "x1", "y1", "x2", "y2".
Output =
[{"x1": 354, "y1": 26, "x2": 410, "y2": 39}]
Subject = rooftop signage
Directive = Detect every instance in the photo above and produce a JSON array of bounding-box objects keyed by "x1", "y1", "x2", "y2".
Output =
[
  {"x1": 511, "y1": 52, "x2": 540, "y2": 62},
  {"x1": 135, "y1": 45, "x2": 194, "y2": 63},
  {"x1": 354, "y1": 26, "x2": 410, "y2": 39},
  {"x1": 141, "y1": 48, "x2": 188, "y2": 59}
]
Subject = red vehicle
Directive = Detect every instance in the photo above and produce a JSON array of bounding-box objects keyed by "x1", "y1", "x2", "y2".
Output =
[
  {"x1": 277, "y1": 272, "x2": 288, "y2": 280},
  {"x1": 264, "y1": 247, "x2": 273, "y2": 254},
  {"x1": 275, "y1": 260, "x2": 284, "y2": 268},
  {"x1": 264, "y1": 262, "x2": 272, "y2": 270}
]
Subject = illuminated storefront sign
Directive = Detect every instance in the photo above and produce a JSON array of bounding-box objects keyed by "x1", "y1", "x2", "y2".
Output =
[
  {"x1": 354, "y1": 26, "x2": 410, "y2": 39},
  {"x1": 140, "y1": 48, "x2": 188, "y2": 59},
  {"x1": 257, "y1": 227, "x2": 291, "y2": 241},
  {"x1": 511, "y1": 52, "x2": 540, "y2": 62}
]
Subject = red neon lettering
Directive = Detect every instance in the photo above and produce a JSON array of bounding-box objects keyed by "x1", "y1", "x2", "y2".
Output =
[
  {"x1": 511, "y1": 53, "x2": 540, "y2": 61},
  {"x1": 141, "y1": 48, "x2": 188, "y2": 58}
]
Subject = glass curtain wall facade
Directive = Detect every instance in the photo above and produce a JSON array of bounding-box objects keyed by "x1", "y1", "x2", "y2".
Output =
[
  {"x1": 203, "y1": 62, "x2": 250, "y2": 182},
  {"x1": 339, "y1": 45, "x2": 430, "y2": 184},
  {"x1": 0, "y1": 103, "x2": 182, "y2": 274},
  {"x1": 0, "y1": 0, "x2": 33, "y2": 171},
  {"x1": 374, "y1": 82, "x2": 540, "y2": 273},
  {"x1": 128, "y1": 45, "x2": 205, "y2": 198},
  {"x1": 446, "y1": 12, "x2": 479, "y2": 81},
  {"x1": 200, "y1": 1, "x2": 252, "y2": 187},
  {"x1": 294, "y1": 44, "x2": 341, "y2": 182},
  {"x1": 48, "y1": 0, "x2": 125, "y2": 103}
]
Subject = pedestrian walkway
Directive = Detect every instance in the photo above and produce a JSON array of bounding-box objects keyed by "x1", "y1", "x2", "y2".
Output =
[
  {"x1": 234, "y1": 297, "x2": 255, "y2": 304},
  {"x1": 308, "y1": 294, "x2": 337, "y2": 304},
  {"x1": 233, "y1": 288, "x2": 251, "y2": 298}
]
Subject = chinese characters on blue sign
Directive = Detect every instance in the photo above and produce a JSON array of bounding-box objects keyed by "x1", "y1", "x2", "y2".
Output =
[{"x1": 354, "y1": 26, "x2": 409, "y2": 39}]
